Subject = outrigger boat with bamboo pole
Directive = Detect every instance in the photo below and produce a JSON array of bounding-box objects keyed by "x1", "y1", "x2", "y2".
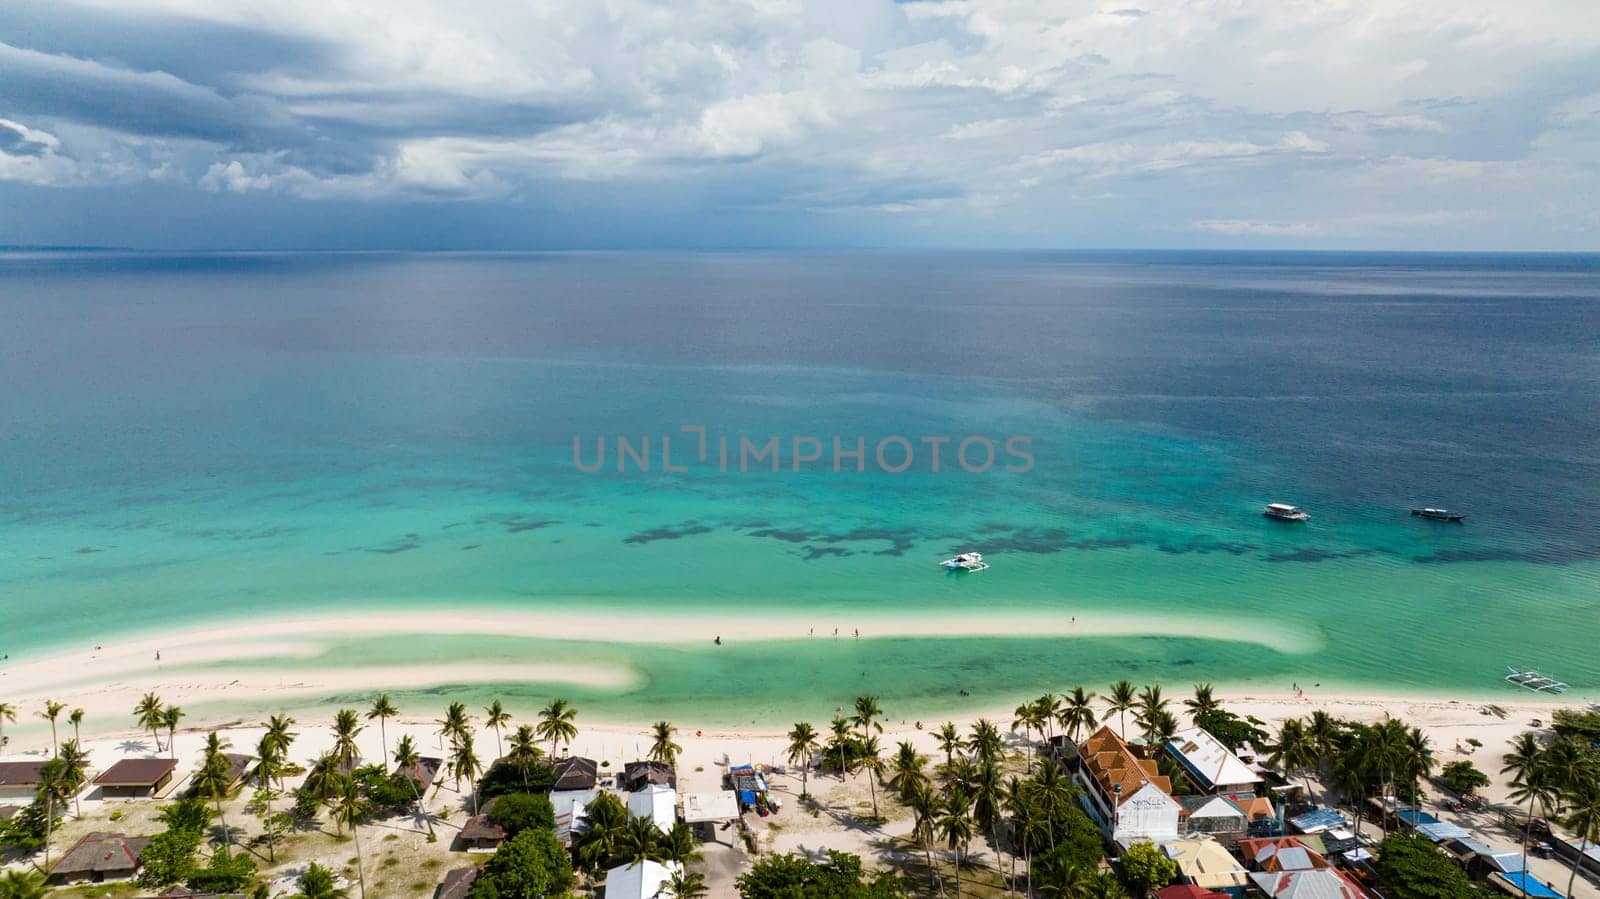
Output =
[
  {"x1": 940, "y1": 552, "x2": 989, "y2": 573},
  {"x1": 1505, "y1": 667, "x2": 1568, "y2": 694}
]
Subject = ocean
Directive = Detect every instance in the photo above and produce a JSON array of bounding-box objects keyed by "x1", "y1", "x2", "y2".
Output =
[{"x1": 3, "y1": 250, "x2": 1598, "y2": 725}]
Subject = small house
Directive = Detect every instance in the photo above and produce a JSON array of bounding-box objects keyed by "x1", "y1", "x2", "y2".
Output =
[
  {"x1": 0, "y1": 761, "x2": 46, "y2": 802},
  {"x1": 627, "y1": 783, "x2": 677, "y2": 832},
  {"x1": 47, "y1": 832, "x2": 150, "y2": 884},
  {"x1": 550, "y1": 756, "x2": 598, "y2": 791},
  {"x1": 397, "y1": 757, "x2": 445, "y2": 793},
  {"x1": 604, "y1": 860, "x2": 679, "y2": 899},
  {"x1": 95, "y1": 758, "x2": 179, "y2": 798},
  {"x1": 623, "y1": 760, "x2": 676, "y2": 791},
  {"x1": 1166, "y1": 728, "x2": 1261, "y2": 795},
  {"x1": 1159, "y1": 838, "x2": 1249, "y2": 897},
  {"x1": 459, "y1": 812, "x2": 507, "y2": 852},
  {"x1": 1180, "y1": 795, "x2": 1247, "y2": 845}
]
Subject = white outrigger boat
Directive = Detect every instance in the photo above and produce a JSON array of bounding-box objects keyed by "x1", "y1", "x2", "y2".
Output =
[
  {"x1": 940, "y1": 552, "x2": 989, "y2": 573},
  {"x1": 1506, "y1": 667, "x2": 1568, "y2": 694}
]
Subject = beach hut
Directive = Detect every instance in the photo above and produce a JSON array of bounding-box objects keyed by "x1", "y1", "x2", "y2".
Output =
[
  {"x1": 623, "y1": 759, "x2": 677, "y2": 791},
  {"x1": 603, "y1": 860, "x2": 679, "y2": 899},
  {"x1": 94, "y1": 758, "x2": 179, "y2": 798},
  {"x1": 0, "y1": 761, "x2": 46, "y2": 802},
  {"x1": 458, "y1": 812, "x2": 507, "y2": 852},
  {"x1": 433, "y1": 867, "x2": 481, "y2": 899},
  {"x1": 47, "y1": 832, "x2": 150, "y2": 885},
  {"x1": 397, "y1": 757, "x2": 444, "y2": 793},
  {"x1": 550, "y1": 756, "x2": 599, "y2": 791}
]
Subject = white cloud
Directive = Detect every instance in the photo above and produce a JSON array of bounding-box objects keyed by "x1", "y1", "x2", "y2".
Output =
[{"x1": 1193, "y1": 219, "x2": 1323, "y2": 237}]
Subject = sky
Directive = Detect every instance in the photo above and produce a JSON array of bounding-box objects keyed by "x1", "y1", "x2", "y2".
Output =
[{"x1": 1, "y1": 0, "x2": 1598, "y2": 250}]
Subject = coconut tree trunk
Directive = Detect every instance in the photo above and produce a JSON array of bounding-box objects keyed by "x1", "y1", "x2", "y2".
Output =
[
  {"x1": 44, "y1": 794, "x2": 54, "y2": 868},
  {"x1": 1566, "y1": 835, "x2": 1586, "y2": 899},
  {"x1": 353, "y1": 820, "x2": 368, "y2": 899},
  {"x1": 1521, "y1": 791, "x2": 1535, "y2": 878}
]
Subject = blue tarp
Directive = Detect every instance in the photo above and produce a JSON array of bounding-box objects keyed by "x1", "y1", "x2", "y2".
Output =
[
  {"x1": 1499, "y1": 872, "x2": 1562, "y2": 898},
  {"x1": 1288, "y1": 808, "x2": 1349, "y2": 833},
  {"x1": 1395, "y1": 808, "x2": 1440, "y2": 827}
]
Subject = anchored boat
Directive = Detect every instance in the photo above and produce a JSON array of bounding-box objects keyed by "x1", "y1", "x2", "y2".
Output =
[
  {"x1": 1412, "y1": 508, "x2": 1464, "y2": 522},
  {"x1": 940, "y1": 552, "x2": 989, "y2": 573},
  {"x1": 1263, "y1": 503, "x2": 1310, "y2": 522},
  {"x1": 1506, "y1": 667, "x2": 1568, "y2": 694}
]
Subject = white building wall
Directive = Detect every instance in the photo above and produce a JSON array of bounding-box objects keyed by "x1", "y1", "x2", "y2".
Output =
[{"x1": 1111, "y1": 782, "x2": 1182, "y2": 845}]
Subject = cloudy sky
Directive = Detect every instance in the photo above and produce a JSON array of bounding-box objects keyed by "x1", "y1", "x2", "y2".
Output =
[{"x1": 2, "y1": 0, "x2": 1597, "y2": 250}]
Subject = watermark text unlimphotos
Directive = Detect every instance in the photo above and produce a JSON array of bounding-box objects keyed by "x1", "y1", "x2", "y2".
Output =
[{"x1": 574, "y1": 425, "x2": 1033, "y2": 474}]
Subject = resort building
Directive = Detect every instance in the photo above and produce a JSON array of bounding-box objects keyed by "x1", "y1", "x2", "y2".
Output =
[
  {"x1": 1159, "y1": 837, "x2": 1250, "y2": 896},
  {"x1": 0, "y1": 761, "x2": 46, "y2": 802},
  {"x1": 603, "y1": 860, "x2": 680, "y2": 899},
  {"x1": 47, "y1": 832, "x2": 149, "y2": 885},
  {"x1": 1165, "y1": 728, "x2": 1261, "y2": 794},
  {"x1": 627, "y1": 783, "x2": 678, "y2": 832},
  {"x1": 94, "y1": 758, "x2": 179, "y2": 798},
  {"x1": 397, "y1": 756, "x2": 444, "y2": 794},
  {"x1": 1074, "y1": 726, "x2": 1182, "y2": 845}
]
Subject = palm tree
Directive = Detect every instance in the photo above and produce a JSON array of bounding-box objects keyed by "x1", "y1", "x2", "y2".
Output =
[
  {"x1": 536, "y1": 699, "x2": 578, "y2": 756},
  {"x1": 266, "y1": 714, "x2": 298, "y2": 788},
  {"x1": 1306, "y1": 710, "x2": 1339, "y2": 763},
  {"x1": 1060, "y1": 686, "x2": 1098, "y2": 743},
  {"x1": 67, "y1": 708, "x2": 85, "y2": 746},
  {"x1": 1561, "y1": 779, "x2": 1600, "y2": 899},
  {"x1": 1104, "y1": 681, "x2": 1136, "y2": 740},
  {"x1": 860, "y1": 734, "x2": 885, "y2": 820},
  {"x1": 1006, "y1": 776, "x2": 1047, "y2": 897},
  {"x1": 829, "y1": 716, "x2": 854, "y2": 779},
  {"x1": 887, "y1": 741, "x2": 930, "y2": 803},
  {"x1": 391, "y1": 734, "x2": 433, "y2": 837},
  {"x1": 35, "y1": 758, "x2": 74, "y2": 868},
  {"x1": 650, "y1": 721, "x2": 683, "y2": 767},
  {"x1": 134, "y1": 692, "x2": 164, "y2": 751},
  {"x1": 295, "y1": 862, "x2": 347, "y2": 899},
  {"x1": 484, "y1": 699, "x2": 511, "y2": 762},
  {"x1": 1034, "y1": 694, "x2": 1062, "y2": 742},
  {"x1": 1329, "y1": 745, "x2": 1369, "y2": 840},
  {"x1": 451, "y1": 731, "x2": 485, "y2": 813},
  {"x1": 970, "y1": 760, "x2": 1005, "y2": 883},
  {"x1": 303, "y1": 752, "x2": 344, "y2": 806},
  {"x1": 853, "y1": 695, "x2": 884, "y2": 737},
  {"x1": 939, "y1": 787, "x2": 975, "y2": 899},
  {"x1": 666, "y1": 868, "x2": 709, "y2": 899},
  {"x1": 968, "y1": 719, "x2": 1004, "y2": 768},
  {"x1": 1144, "y1": 709, "x2": 1180, "y2": 748},
  {"x1": 1184, "y1": 683, "x2": 1219, "y2": 719},
  {"x1": 438, "y1": 701, "x2": 471, "y2": 751},
  {"x1": 786, "y1": 722, "x2": 820, "y2": 799},
  {"x1": 1031, "y1": 762, "x2": 1075, "y2": 850},
  {"x1": 251, "y1": 733, "x2": 283, "y2": 862},
  {"x1": 1268, "y1": 718, "x2": 1319, "y2": 798},
  {"x1": 909, "y1": 787, "x2": 946, "y2": 897},
  {"x1": 0, "y1": 702, "x2": 15, "y2": 750},
  {"x1": 572, "y1": 791, "x2": 629, "y2": 873},
  {"x1": 330, "y1": 774, "x2": 369, "y2": 899},
  {"x1": 195, "y1": 731, "x2": 236, "y2": 846},
  {"x1": 37, "y1": 700, "x2": 65, "y2": 756},
  {"x1": 332, "y1": 708, "x2": 364, "y2": 770},
  {"x1": 57, "y1": 739, "x2": 91, "y2": 818},
  {"x1": 0, "y1": 869, "x2": 48, "y2": 899},
  {"x1": 661, "y1": 822, "x2": 701, "y2": 865},
  {"x1": 161, "y1": 705, "x2": 184, "y2": 759},
  {"x1": 507, "y1": 724, "x2": 543, "y2": 789},
  {"x1": 1011, "y1": 702, "x2": 1039, "y2": 769},
  {"x1": 1134, "y1": 685, "x2": 1168, "y2": 742},
  {"x1": 616, "y1": 816, "x2": 668, "y2": 865},
  {"x1": 936, "y1": 721, "x2": 962, "y2": 772},
  {"x1": 366, "y1": 695, "x2": 397, "y2": 772},
  {"x1": 1504, "y1": 734, "x2": 1557, "y2": 878}
]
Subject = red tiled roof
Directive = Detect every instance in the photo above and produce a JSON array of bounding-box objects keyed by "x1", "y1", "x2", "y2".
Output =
[
  {"x1": 1077, "y1": 725, "x2": 1172, "y2": 805},
  {"x1": 1156, "y1": 886, "x2": 1229, "y2": 899}
]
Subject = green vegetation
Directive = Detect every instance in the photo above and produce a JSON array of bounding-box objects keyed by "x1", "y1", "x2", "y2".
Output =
[
  {"x1": 1373, "y1": 833, "x2": 1489, "y2": 898},
  {"x1": 1442, "y1": 760, "x2": 1491, "y2": 795},
  {"x1": 1115, "y1": 841, "x2": 1176, "y2": 896},
  {"x1": 487, "y1": 792, "x2": 556, "y2": 838},
  {"x1": 735, "y1": 850, "x2": 905, "y2": 898},
  {"x1": 1191, "y1": 707, "x2": 1269, "y2": 752},
  {"x1": 470, "y1": 828, "x2": 576, "y2": 899}
]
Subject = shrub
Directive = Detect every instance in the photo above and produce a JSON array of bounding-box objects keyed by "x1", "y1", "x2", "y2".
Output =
[
  {"x1": 1442, "y1": 761, "x2": 1490, "y2": 795},
  {"x1": 470, "y1": 828, "x2": 575, "y2": 899},
  {"x1": 735, "y1": 850, "x2": 905, "y2": 898},
  {"x1": 487, "y1": 793, "x2": 556, "y2": 838}
]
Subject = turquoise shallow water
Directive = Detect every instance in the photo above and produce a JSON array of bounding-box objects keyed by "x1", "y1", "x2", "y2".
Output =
[{"x1": 3, "y1": 250, "x2": 1598, "y2": 725}]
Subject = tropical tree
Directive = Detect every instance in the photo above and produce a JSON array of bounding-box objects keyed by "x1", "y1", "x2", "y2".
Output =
[
  {"x1": 67, "y1": 708, "x2": 85, "y2": 746},
  {"x1": 485, "y1": 699, "x2": 511, "y2": 762},
  {"x1": 936, "y1": 722, "x2": 962, "y2": 773},
  {"x1": 939, "y1": 787, "x2": 975, "y2": 898},
  {"x1": 329, "y1": 775, "x2": 369, "y2": 899},
  {"x1": 1060, "y1": 686, "x2": 1099, "y2": 743},
  {"x1": 1031, "y1": 762, "x2": 1075, "y2": 851},
  {"x1": 294, "y1": 862, "x2": 346, "y2": 899},
  {"x1": 1268, "y1": 718, "x2": 1320, "y2": 798},
  {"x1": 1184, "y1": 684, "x2": 1219, "y2": 719},
  {"x1": 1012, "y1": 702, "x2": 1046, "y2": 772},
  {"x1": 0, "y1": 702, "x2": 15, "y2": 751},
  {"x1": 1134, "y1": 685, "x2": 1169, "y2": 743},
  {"x1": 251, "y1": 733, "x2": 284, "y2": 862},
  {"x1": 1561, "y1": 779, "x2": 1600, "y2": 899},
  {"x1": 0, "y1": 869, "x2": 48, "y2": 899},
  {"x1": 536, "y1": 699, "x2": 578, "y2": 756},
  {"x1": 666, "y1": 868, "x2": 709, "y2": 899},
  {"x1": 438, "y1": 702, "x2": 471, "y2": 752},
  {"x1": 162, "y1": 705, "x2": 185, "y2": 759},
  {"x1": 1104, "y1": 681, "x2": 1136, "y2": 740},
  {"x1": 37, "y1": 700, "x2": 66, "y2": 757},
  {"x1": 134, "y1": 693, "x2": 164, "y2": 750},
  {"x1": 968, "y1": 719, "x2": 1005, "y2": 769},
  {"x1": 507, "y1": 724, "x2": 543, "y2": 789},
  {"x1": 853, "y1": 695, "x2": 885, "y2": 738},
  {"x1": 616, "y1": 816, "x2": 668, "y2": 865},
  {"x1": 303, "y1": 752, "x2": 344, "y2": 806},
  {"x1": 887, "y1": 741, "x2": 930, "y2": 804},
  {"x1": 391, "y1": 734, "x2": 434, "y2": 838},
  {"x1": 57, "y1": 739, "x2": 91, "y2": 818},
  {"x1": 859, "y1": 734, "x2": 885, "y2": 820},
  {"x1": 661, "y1": 822, "x2": 701, "y2": 865},
  {"x1": 970, "y1": 760, "x2": 1005, "y2": 882},
  {"x1": 829, "y1": 716, "x2": 854, "y2": 779},
  {"x1": 649, "y1": 721, "x2": 683, "y2": 767},
  {"x1": 265, "y1": 714, "x2": 298, "y2": 788},
  {"x1": 786, "y1": 722, "x2": 820, "y2": 799},
  {"x1": 194, "y1": 731, "x2": 236, "y2": 847},
  {"x1": 365, "y1": 695, "x2": 397, "y2": 772},
  {"x1": 571, "y1": 791, "x2": 629, "y2": 873},
  {"x1": 909, "y1": 787, "x2": 945, "y2": 897},
  {"x1": 36, "y1": 757, "x2": 74, "y2": 867},
  {"x1": 451, "y1": 731, "x2": 485, "y2": 813},
  {"x1": 332, "y1": 708, "x2": 364, "y2": 770},
  {"x1": 1506, "y1": 769, "x2": 1559, "y2": 876},
  {"x1": 1143, "y1": 709, "x2": 1179, "y2": 748}
]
